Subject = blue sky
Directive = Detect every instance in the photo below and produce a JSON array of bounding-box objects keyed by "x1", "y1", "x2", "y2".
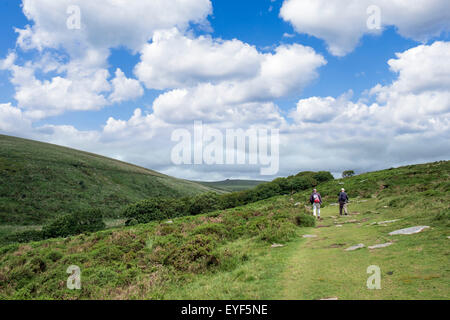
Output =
[{"x1": 0, "y1": 0, "x2": 449, "y2": 180}]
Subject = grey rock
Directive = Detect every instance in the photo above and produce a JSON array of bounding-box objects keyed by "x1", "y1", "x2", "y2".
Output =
[
  {"x1": 389, "y1": 226, "x2": 430, "y2": 236},
  {"x1": 303, "y1": 234, "x2": 317, "y2": 238},
  {"x1": 271, "y1": 243, "x2": 284, "y2": 248},
  {"x1": 166, "y1": 220, "x2": 174, "y2": 224},
  {"x1": 320, "y1": 297, "x2": 338, "y2": 300},
  {"x1": 345, "y1": 244, "x2": 365, "y2": 251},
  {"x1": 294, "y1": 202, "x2": 301, "y2": 207},
  {"x1": 371, "y1": 219, "x2": 400, "y2": 225},
  {"x1": 335, "y1": 225, "x2": 343, "y2": 227},
  {"x1": 368, "y1": 242, "x2": 393, "y2": 250}
]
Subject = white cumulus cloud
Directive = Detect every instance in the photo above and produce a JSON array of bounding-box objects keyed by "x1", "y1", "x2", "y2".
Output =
[{"x1": 280, "y1": 0, "x2": 450, "y2": 56}]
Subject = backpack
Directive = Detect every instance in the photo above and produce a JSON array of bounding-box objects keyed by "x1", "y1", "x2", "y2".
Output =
[{"x1": 313, "y1": 194, "x2": 320, "y2": 203}]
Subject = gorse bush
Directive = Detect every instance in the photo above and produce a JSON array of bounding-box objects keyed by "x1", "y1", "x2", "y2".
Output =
[{"x1": 123, "y1": 170, "x2": 334, "y2": 225}]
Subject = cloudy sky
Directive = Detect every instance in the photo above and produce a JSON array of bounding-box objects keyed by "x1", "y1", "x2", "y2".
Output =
[{"x1": 0, "y1": 0, "x2": 449, "y2": 181}]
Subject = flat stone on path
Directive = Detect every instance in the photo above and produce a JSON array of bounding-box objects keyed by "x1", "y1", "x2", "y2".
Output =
[
  {"x1": 389, "y1": 226, "x2": 430, "y2": 236},
  {"x1": 345, "y1": 244, "x2": 365, "y2": 251},
  {"x1": 368, "y1": 242, "x2": 393, "y2": 250},
  {"x1": 271, "y1": 243, "x2": 285, "y2": 248},
  {"x1": 303, "y1": 234, "x2": 317, "y2": 238},
  {"x1": 371, "y1": 219, "x2": 401, "y2": 225}
]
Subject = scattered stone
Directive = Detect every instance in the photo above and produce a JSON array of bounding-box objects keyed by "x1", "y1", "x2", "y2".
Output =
[
  {"x1": 383, "y1": 206, "x2": 389, "y2": 208},
  {"x1": 368, "y1": 242, "x2": 393, "y2": 250},
  {"x1": 294, "y1": 202, "x2": 301, "y2": 207},
  {"x1": 166, "y1": 220, "x2": 174, "y2": 224},
  {"x1": 389, "y1": 226, "x2": 430, "y2": 236},
  {"x1": 271, "y1": 243, "x2": 284, "y2": 248},
  {"x1": 320, "y1": 297, "x2": 338, "y2": 300},
  {"x1": 371, "y1": 219, "x2": 401, "y2": 225},
  {"x1": 350, "y1": 212, "x2": 361, "y2": 215},
  {"x1": 448, "y1": 236, "x2": 450, "y2": 239},
  {"x1": 345, "y1": 244, "x2": 365, "y2": 251},
  {"x1": 335, "y1": 225, "x2": 343, "y2": 228},
  {"x1": 303, "y1": 234, "x2": 317, "y2": 238}
]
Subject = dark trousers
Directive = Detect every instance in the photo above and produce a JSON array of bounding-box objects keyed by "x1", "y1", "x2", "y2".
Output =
[{"x1": 339, "y1": 202, "x2": 348, "y2": 215}]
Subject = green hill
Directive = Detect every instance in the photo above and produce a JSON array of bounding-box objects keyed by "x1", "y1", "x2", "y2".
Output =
[
  {"x1": 0, "y1": 134, "x2": 217, "y2": 225},
  {"x1": 198, "y1": 179, "x2": 266, "y2": 192},
  {"x1": 0, "y1": 161, "x2": 448, "y2": 299}
]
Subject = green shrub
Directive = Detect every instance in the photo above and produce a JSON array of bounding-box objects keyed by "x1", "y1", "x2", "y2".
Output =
[
  {"x1": 294, "y1": 214, "x2": 316, "y2": 227},
  {"x1": 259, "y1": 220, "x2": 297, "y2": 243},
  {"x1": 254, "y1": 182, "x2": 282, "y2": 199},
  {"x1": 272, "y1": 177, "x2": 293, "y2": 194},
  {"x1": 342, "y1": 170, "x2": 355, "y2": 178},
  {"x1": 313, "y1": 171, "x2": 334, "y2": 183},
  {"x1": 192, "y1": 223, "x2": 229, "y2": 240},
  {"x1": 164, "y1": 234, "x2": 219, "y2": 272},
  {"x1": 188, "y1": 192, "x2": 222, "y2": 215},
  {"x1": 124, "y1": 198, "x2": 182, "y2": 225},
  {"x1": 29, "y1": 257, "x2": 47, "y2": 273},
  {"x1": 46, "y1": 251, "x2": 63, "y2": 262},
  {"x1": 42, "y1": 208, "x2": 105, "y2": 238}
]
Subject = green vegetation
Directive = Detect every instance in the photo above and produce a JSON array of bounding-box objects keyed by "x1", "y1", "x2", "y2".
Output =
[
  {"x1": 0, "y1": 160, "x2": 448, "y2": 299},
  {"x1": 342, "y1": 170, "x2": 356, "y2": 178},
  {"x1": 0, "y1": 134, "x2": 218, "y2": 226},
  {"x1": 122, "y1": 171, "x2": 334, "y2": 225},
  {"x1": 198, "y1": 179, "x2": 266, "y2": 192}
]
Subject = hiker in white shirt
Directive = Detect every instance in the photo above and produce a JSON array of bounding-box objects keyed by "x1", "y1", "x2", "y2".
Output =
[{"x1": 309, "y1": 189, "x2": 323, "y2": 219}]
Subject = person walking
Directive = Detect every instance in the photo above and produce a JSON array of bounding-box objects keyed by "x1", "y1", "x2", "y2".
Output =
[
  {"x1": 338, "y1": 188, "x2": 349, "y2": 216},
  {"x1": 310, "y1": 188, "x2": 322, "y2": 219}
]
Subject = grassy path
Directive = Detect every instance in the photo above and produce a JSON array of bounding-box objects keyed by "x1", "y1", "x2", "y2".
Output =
[
  {"x1": 162, "y1": 198, "x2": 448, "y2": 300},
  {"x1": 276, "y1": 200, "x2": 449, "y2": 300}
]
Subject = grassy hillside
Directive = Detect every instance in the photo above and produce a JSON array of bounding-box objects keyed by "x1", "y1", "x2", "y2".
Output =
[
  {"x1": 0, "y1": 161, "x2": 448, "y2": 299},
  {"x1": 198, "y1": 179, "x2": 266, "y2": 192},
  {"x1": 0, "y1": 134, "x2": 217, "y2": 225}
]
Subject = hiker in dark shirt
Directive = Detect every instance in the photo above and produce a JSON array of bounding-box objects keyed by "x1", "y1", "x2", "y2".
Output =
[
  {"x1": 338, "y1": 188, "x2": 349, "y2": 216},
  {"x1": 310, "y1": 189, "x2": 322, "y2": 219}
]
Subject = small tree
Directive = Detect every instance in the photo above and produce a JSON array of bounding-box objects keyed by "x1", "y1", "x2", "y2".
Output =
[{"x1": 342, "y1": 170, "x2": 355, "y2": 178}]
